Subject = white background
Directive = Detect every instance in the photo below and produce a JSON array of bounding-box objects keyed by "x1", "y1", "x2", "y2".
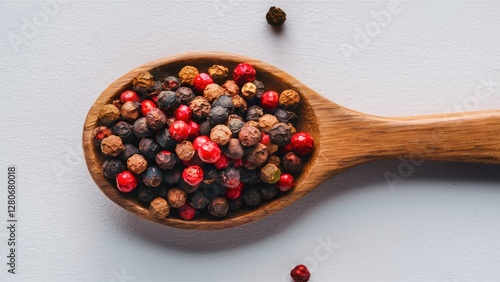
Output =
[{"x1": 1, "y1": 1, "x2": 500, "y2": 281}]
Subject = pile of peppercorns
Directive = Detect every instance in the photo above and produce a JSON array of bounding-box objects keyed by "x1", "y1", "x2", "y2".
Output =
[{"x1": 93, "y1": 62, "x2": 314, "y2": 220}]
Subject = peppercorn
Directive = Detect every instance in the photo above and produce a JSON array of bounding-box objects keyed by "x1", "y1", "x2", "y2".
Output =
[
  {"x1": 291, "y1": 132, "x2": 314, "y2": 155},
  {"x1": 266, "y1": 6, "x2": 286, "y2": 26},
  {"x1": 139, "y1": 138, "x2": 159, "y2": 160},
  {"x1": 119, "y1": 101, "x2": 140, "y2": 122},
  {"x1": 227, "y1": 117, "x2": 245, "y2": 137},
  {"x1": 276, "y1": 173, "x2": 295, "y2": 192},
  {"x1": 178, "y1": 65, "x2": 199, "y2": 85},
  {"x1": 208, "y1": 106, "x2": 229, "y2": 126},
  {"x1": 274, "y1": 108, "x2": 298, "y2": 125},
  {"x1": 233, "y1": 63, "x2": 256, "y2": 86},
  {"x1": 119, "y1": 144, "x2": 140, "y2": 162},
  {"x1": 178, "y1": 177, "x2": 199, "y2": 194},
  {"x1": 228, "y1": 197, "x2": 243, "y2": 210},
  {"x1": 245, "y1": 106, "x2": 264, "y2": 121},
  {"x1": 212, "y1": 95, "x2": 235, "y2": 113},
  {"x1": 260, "y1": 163, "x2": 281, "y2": 184},
  {"x1": 203, "y1": 83, "x2": 225, "y2": 103},
  {"x1": 149, "y1": 197, "x2": 170, "y2": 219},
  {"x1": 290, "y1": 264, "x2": 310, "y2": 282},
  {"x1": 266, "y1": 154, "x2": 281, "y2": 167},
  {"x1": 240, "y1": 168, "x2": 260, "y2": 184},
  {"x1": 198, "y1": 141, "x2": 221, "y2": 163},
  {"x1": 102, "y1": 158, "x2": 125, "y2": 178},
  {"x1": 178, "y1": 203, "x2": 196, "y2": 220},
  {"x1": 245, "y1": 143, "x2": 269, "y2": 169},
  {"x1": 132, "y1": 72, "x2": 155, "y2": 94},
  {"x1": 260, "y1": 183, "x2": 278, "y2": 200},
  {"x1": 155, "y1": 128, "x2": 176, "y2": 150},
  {"x1": 253, "y1": 80, "x2": 266, "y2": 99},
  {"x1": 202, "y1": 182, "x2": 225, "y2": 199},
  {"x1": 116, "y1": 170, "x2": 138, "y2": 193},
  {"x1": 233, "y1": 95, "x2": 248, "y2": 115},
  {"x1": 120, "y1": 90, "x2": 140, "y2": 103},
  {"x1": 261, "y1": 90, "x2": 279, "y2": 111},
  {"x1": 163, "y1": 76, "x2": 181, "y2": 91},
  {"x1": 175, "y1": 87, "x2": 195, "y2": 105},
  {"x1": 210, "y1": 124, "x2": 232, "y2": 146},
  {"x1": 266, "y1": 142, "x2": 279, "y2": 155},
  {"x1": 92, "y1": 126, "x2": 112, "y2": 146},
  {"x1": 127, "y1": 153, "x2": 148, "y2": 174},
  {"x1": 98, "y1": 104, "x2": 120, "y2": 125},
  {"x1": 269, "y1": 122, "x2": 292, "y2": 147},
  {"x1": 189, "y1": 96, "x2": 211, "y2": 121},
  {"x1": 133, "y1": 117, "x2": 154, "y2": 138},
  {"x1": 279, "y1": 89, "x2": 300, "y2": 109},
  {"x1": 137, "y1": 185, "x2": 158, "y2": 204},
  {"x1": 112, "y1": 121, "x2": 134, "y2": 143},
  {"x1": 155, "y1": 150, "x2": 177, "y2": 170},
  {"x1": 199, "y1": 120, "x2": 212, "y2": 136},
  {"x1": 169, "y1": 120, "x2": 189, "y2": 142},
  {"x1": 163, "y1": 167, "x2": 182, "y2": 185},
  {"x1": 219, "y1": 167, "x2": 241, "y2": 188},
  {"x1": 238, "y1": 124, "x2": 261, "y2": 147},
  {"x1": 208, "y1": 196, "x2": 229, "y2": 217},
  {"x1": 221, "y1": 80, "x2": 240, "y2": 96},
  {"x1": 258, "y1": 114, "x2": 279, "y2": 133},
  {"x1": 175, "y1": 140, "x2": 195, "y2": 161},
  {"x1": 223, "y1": 138, "x2": 245, "y2": 160},
  {"x1": 225, "y1": 183, "x2": 242, "y2": 200},
  {"x1": 101, "y1": 135, "x2": 124, "y2": 157},
  {"x1": 240, "y1": 82, "x2": 257, "y2": 100},
  {"x1": 282, "y1": 152, "x2": 303, "y2": 174},
  {"x1": 193, "y1": 73, "x2": 214, "y2": 94},
  {"x1": 242, "y1": 185, "x2": 263, "y2": 206},
  {"x1": 208, "y1": 65, "x2": 228, "y2": 80},
  {"x1": 142, "y1": 166, "x2": 163, "y2": 187},
  {"x1": 166, "y1": 188, "x2": 186, "y2": 208},
  {"x1": 157, "y1": 91, "x2": 179, "y2": 113},
  {"x1": 187, "y1": 191, "x2": 209, "y2": 209}
]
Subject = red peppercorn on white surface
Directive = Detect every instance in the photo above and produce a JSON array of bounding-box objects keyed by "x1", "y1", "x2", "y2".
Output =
[{"x1": 1, "y1": 1, "x2": 500, "y2": 281}]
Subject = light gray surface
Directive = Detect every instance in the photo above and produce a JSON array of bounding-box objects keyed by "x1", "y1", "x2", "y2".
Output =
[{"x1": 1, "y1": 1, "x2": 500, "y2": 281}]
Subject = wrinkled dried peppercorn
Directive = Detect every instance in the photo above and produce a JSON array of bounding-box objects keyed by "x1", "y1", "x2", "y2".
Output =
[
  {"x1": 178, "y1": 66, "x2": 199, "y2": 85},
  {"x1": 199, "y1": 120, "x2": 212, "y2": 136},
  {"x1": 208, "y1": 65, "x2": 228, "y2": 80},
  {"x1": 239, "y1": 124, "x2": 261, "y2": 147},
  {"x1": 119, "y1": 144, "x2": 139, "y2": 162},
  {"x1": 120, "y1": 101, "x2": 141, "y2": 122},
  {"x1": 282, "y1": 152, "x2": 303, "y2": 174},
  {"x1": 274, "y1": 108, "x2": 298, "y2": 125},
  {"x1": 189, "y1": 96, "x2": 211, "y2": 121},
  {"x1": 210, "y1": 124, "x2": 232, "y2": 146},
  {"x1": 142, "y1": 166, "x2": 163, "y2": 187},
  {"x1": 149, "y1": 197, "x2": 170, "y2": 219},
  {"x1": 175, "y1": 87, "x2": 196, "y2": 105},
  {"x1": 188, "y1": 191, "x2": 210, "y2": 209},
  {"x1": 92, "y1": 126, "x2": 112, "y2": 146},
  {"x1": 163, "y1": 76, "x2": 181, "y2": 91},
  {"x1": 155, "y1": 128, "x2": 176, "y2": 150},
  {"x1": 260, "y1": 183, "x2": 279, "y2": 200},
  {"x1": 269, "y1": 123, "x2": 292, "y2": 147},
  {"x1": 279, "y1": 89, "x2": 300, "y2": 109},
  {"x1": 209, "y1": 106, "x2": 229, "y2": 126},
  {"x1": 101, "y1": 135, "x2": 124, "y2": 157},
  {"x1": 221, "y1": 80, "x2": 240, "y2": 96},
  {"x1": 127, "y1": 153, "x2": 148, "y2": 175},
  {"x1": 242, "y1": 185, "x2": 263, "y2": 206},
  {"x1": 156, "y1": 150, "x2": 177, "y2": 170},
  {"x1": 167, "y1": 188, "x2": 187, "y2": 208},
  {"x1": 157, "y1": 91, "x2": 179, "y2": 112},
  {"x1": 102, "y1": 158, "x2": 125, "y2": 178},
  {"x1": 175, "y1": 141, "x2": 195, "y2": 161},
  {"x1": 113, "y1": 121, "x2": 135, "y2": 143},
  {"x1": 241, "y1": 82, "x2": 257, "y2": 100},
  {"x1": 260, "y1": 163, "x2": 281, "y2": 184},
  {"x1": 208, "y1": 196, "x2": 229, "y2": 217},
  {"x1": 266, "y1": 6, "x2": 286, "y2": 26},
  {"x1": 139, "y1": 138, "x2": 159, "y2": 160},
  {"x1": 203, "y1": 83, "x2": 225, "y2": 103},
  {"x1": 259, "y1": 114, "x2": 279, "y2": 133},
  {"x1": 245, "y1": 106, "x2": 264, "y2": 121},
  {"x1": 99, "y1": 104, "x2": 120, "y2": 125},
  {"x1": 132, "y1": 72, "x2": 155, "y2": 94},
  {"x1": 245, "y1": 143, "x2": 268, "y2": 169},
  {"x1": 133, "y1": 117, "x2": 154, "y2": 138}
]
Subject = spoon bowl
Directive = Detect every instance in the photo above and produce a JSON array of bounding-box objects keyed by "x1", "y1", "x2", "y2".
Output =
[{"x1": 83, "y1": 51, "x2": 500, "y2": 230}]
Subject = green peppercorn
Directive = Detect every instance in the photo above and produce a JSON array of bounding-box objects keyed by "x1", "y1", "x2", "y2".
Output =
[{"x1": 259, "y1": 163, "x2": 281, "y2": 184}]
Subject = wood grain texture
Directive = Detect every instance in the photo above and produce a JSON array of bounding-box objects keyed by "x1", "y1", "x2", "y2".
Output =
[{"x1": 83, "y1": 51, "x2": 500, "y2": 230}]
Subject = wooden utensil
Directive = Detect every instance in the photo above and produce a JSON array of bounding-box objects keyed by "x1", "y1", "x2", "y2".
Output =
[{"x1": 83, "y1": 51, "x2": 500, "y2": 230}]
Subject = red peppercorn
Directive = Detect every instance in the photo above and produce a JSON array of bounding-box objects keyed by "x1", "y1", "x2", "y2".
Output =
[
  {"x1": 179, "y1": 204, "x2": 196, "y2": 220},
  {"x1": 193, "y1": 73, "x2": 214, "y2": 93},
  {"x1": 291, "y1": 132, "x2": 314, "y2": 155},
  {"x1": 261, "y1": 132, "x2": 270, "y2": 145},
  {"x1": 187, "y1": 120, "x2": 200, "y2": 140},
  {"x1": 120, "y1": 90, "x2": 140, "y2": 103},
  {"x1": 198, "y1": 141, "x2": 221, "y2": 163},
  {"x1": 182, "y1": 165, "x2": 204, "y2": 186},
  {"x1": 233, "y1": 63, "x2": 256, "y2": 86},
  {"x1": 214, "y1": 153, "x2": 230, "y2": 170},
  {"x1": 169, "y1": 120, "x2": 189, "y2": 142},
  {"x1": 276, "y1": 173, "x2": 295, "y2": 192},
  {"x1": 225, "y1": 182, "x2": 243, "y2": 200},
  {"x1": 261, "y1": 91, "x2": 279, "y2": 111},
  {"x1": 290, "y1": 264, "x2": 310, "y2": 282},
  {"x1": 174, "y1": 104, "x2": 192, "y2": 122},
  {"x1": 116, "y1": 171, "x2": 138, "y2": 193},
  {"x1": 192, "y1": 135, "x2": 210, "y2": 151},
  {"x1": 141, "y1": 99, "x2": 157, "y2": 116},
  {"x1": 280, "y1": 143, "x2": 294, "y2": 154}
]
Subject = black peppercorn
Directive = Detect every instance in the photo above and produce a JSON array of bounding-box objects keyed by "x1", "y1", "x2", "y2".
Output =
[
  {"x1": 137, "y1": 185, "x2": 158, "y2": 204},
  {"x1": 242, "y1": 185, "x2": 263, "y2": 206},
  {"x1": 175, "y1": 87, "x2": 195, "y2": 105},
  {"x1": 274, "y1": 108, "x2": 298, "y2": 125},
  {"x1": 113, "y1": 121, "x2": 135, "y2": 143},
  {"x1": 282, "y1": 152, "x2": 303, "y2": 174},
  {"x1": 139, "y1": 138, "x2": 159, "y2": 160},
  {"x1": 178, "y1": 178, "x2": 199, "y2": 194},
  {"x1": 208, "y1": 196, "x2": 229, "y2": 217},
  {"x1": 146, "y1": 108, "x2": 167, "y2": 130},
  {"x1": 142, "y1": 166, "x2": 163, "y2": 187},
  {"x1": 228, "y1": 197, "x2": 243, "y2": 210},
  {"x1": 208, "y1": 106, "x2": 229, "y2": 126},
  {"x1": 240, "y1": 168, "x2": 261, "y2": 184},
  {"x1": 155, "y1": 150, "x2": 178, "y2": 170},
  {"x1": 269, "y1": 122, "x2": 292, "y2": 147},
  {"x1": 102, "y1": 158, "x2": 125, "y2": 178},
  {"x1": 253, "y1": 80, "x2": 266, "y2": 99},
  {"x1": 202, "y1": 182, "x2": 226, "y2": 200},
  {"x1": 133, "y1": 117, "x2": 154, "y2": 138},
  {"x1": 157, "y1": 91, "x2": 179, "y2": 113},
  {"x1": 150, "y1": 80, "x2": 164, "y2": 96},
  {"x1": 245, "y1": 106, "x2": 264, "y2": 121},
  {"x1": 227, "y1": 118, "x2": 245, "y2": 136},
  {"x1": 119, "y1": 144, "x2": 140, "y2": 162},
  {"x1": 199, "y1": 120, "x2": 212, "y2": 136},
  {"x1": 188, "y1": 191, "x2": 210, "y2": 209},
  {"x1": 155, "y1": 128, "x2": 176, "y2": 150},
  {"x1": 212, "y1": 95, "x2": 235, "y2": 113},
  {"x1": 218, "y1": 167, "x2": 241, "y2": 188},
  {"x1": 266, "y1": 6, "x2": 286, "y2": 26},
  {"x1": 163, "y1": 167, "x2": 182, "y2": 185},
  {"x1": 163, "y1": 76, "x2": 181, "y2": 91},
  {"x1": 260, "y1": 183, "x2": 278, "y2": 200}
]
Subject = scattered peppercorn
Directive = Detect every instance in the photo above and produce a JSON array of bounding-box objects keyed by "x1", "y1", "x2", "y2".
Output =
[
  {"x1": 266, "y1": 6, "x2": 286, "y2": 26},
  {"x1": 260, "y1": 183, "x2": 278, "y2": 200},
  {"x1": 132, "y1": 72, "x2": 155, "y2": 94},
  {"x1": 119, "y1": 144, "x2": 140, "y2": 162},
  {"x1": 274, "y1": 108, "x2": 298, "y2": 125},
  {"x1": 253, "y1": 79, "x2": 266, "y2": 99},
  {"x1": 203, "y1": 83, "x2": 225, "y2": 103},
  {"x1": 137, "y1": 185, "x2": 158, "y2": 204},
  {"x1": 120, "y1": 101, "x2": 141, "y2": 122},
  {"x1": 155, "y1": 150, "x2": 177, "y2": 170},
  {"x1": 133, "y1": 117, "x2": 154, "y2": 138},
  {"x1": 213, "y1": 95, "x2": 235, "y2": 113},
  {"x1": 116, "y1": 170, "x2": 138, "y2": 193},
  {"x1": 290, "y1": 264, "x2": 310, "y2": 282},
  {"x1": 259, "y1": 114, "x2": 279, "y2": 133},
  {"x1": 175, "y1": 87, "x2": 196, "y2": 105},
  {"x1": 157, "y1": 90, "x2": 179, "y2": 113},
  {"x1": 279, "y1": 89, "x2": 300, "y2": 109},
  {"x1": 149, "y1": 197, "x2": 170, "y2": 219},
  {"x1": 113, "y1": 121, "x2": 135, "y2": 143},
  {"x1": 188, "y1": 191, "x2": 210, "y2": 209},
  {"x1": 209, "y1": 106, "x2": 229, "y2": 126},
  {"x1": 245, "y1": 143, "x2": 269, "y2": 169},
  {"x1": 163, "y1": 167, "x2": 182, "y2": 185},
  {"x1": 189, "y1": 96, "x2": 211, "y2": 121},
  {"x1": 210, "y1": 124, "x2": 232, "y2": 146},
  {"x1": 163, "y1": 76, "x2": 181, "y2": 91},
  {"x1": 155, "y1": 128, "x2": 176, "y2": 150}
]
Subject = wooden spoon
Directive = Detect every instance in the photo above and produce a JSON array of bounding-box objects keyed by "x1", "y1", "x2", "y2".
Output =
[{"x1": 83, "y1": 51, "x2": 500, "y2": 230}]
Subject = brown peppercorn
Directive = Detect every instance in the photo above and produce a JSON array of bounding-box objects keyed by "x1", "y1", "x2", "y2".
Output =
[
  {"x1": 260, "y1": 163, "x2": 281, "y2": 184},
  {"x1": 208, "y1": 65, "x2": 228, "y2": 80},
  {"x1": 208, "y1": 196, "x2": 229, "y2": 217},
  {"x1": 146, "y1": 108, "x2": 167, "y2": 130},
  {"x1": 239, "y1": 124, "x2": 261, "y2": 147},
  {"x1": 266, "y1": 142, "x2": 279, "y2": 155},
  {"x1": 100, "y1": 135, "x2": 124, "y2": 157},
  {"x1": 241, "y1": 82, "x2": 257, "y2": 100},
  {"x1": 231, "y1": 95, "x2": 247, "y2": 115},
  {"x1": 266, "y1": 6, "x2": 286, "y2": 26},
  {"x1": 223, "y1": 138, "x2": 245, "y2": 159},
  {"x1": 98, "y1": 104, "x2": 120, "y2": 125},
  {"x1": 167, "y1": 188, "x2": 187, "y2": 208},
  {"x1": 279, "y1": 89, "x2": 300, "y2": 110},
  {"x1": 132, "y1": 72, "x2": 155, "y2": 93},
  {"x1": 221, "y1": 80, "x2": 240, "y2": 97},
  {"x1": 258, "y1": 114, "x2": 279, "y2": 133},
  {"x1": 269, "y1": 122, "x2": 292, "y2": 147},
  {"x1": 178, "y1": 65, "x2": 199, "y2": 85},
  {"x1": 266, "y1": 155, "x2": 281, "y2": 167},
  {"x1": 149, "y1": 197, "x2": 170, "y2": 219},
  {"x1": 127, "y1": 153, "x2": 148, "y2": 174},
  {"x1": 282, "y1": 152, "x2": 303, "y2": 174},
  {"x1": 189, "y1": 96, "x2": 211, "y2": 121},
  {"x1": 92, "y1": 126, "x2": 112, "y2": 146},
  {"x1": 210, "y1": 124, "x2": 232, "y2": 146},
  {"x1": 175, "y1": 141, "x2": 195, "y2": 161},
  {"x1": 120, "y1": 101, "x2": 141, "y2": 122},
  {"x1": 245, "y1": 143, "x2": 269, "y2": 169},
  {"x1": 203, "y1": 83, "x2": 225, "y2": 103}
]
